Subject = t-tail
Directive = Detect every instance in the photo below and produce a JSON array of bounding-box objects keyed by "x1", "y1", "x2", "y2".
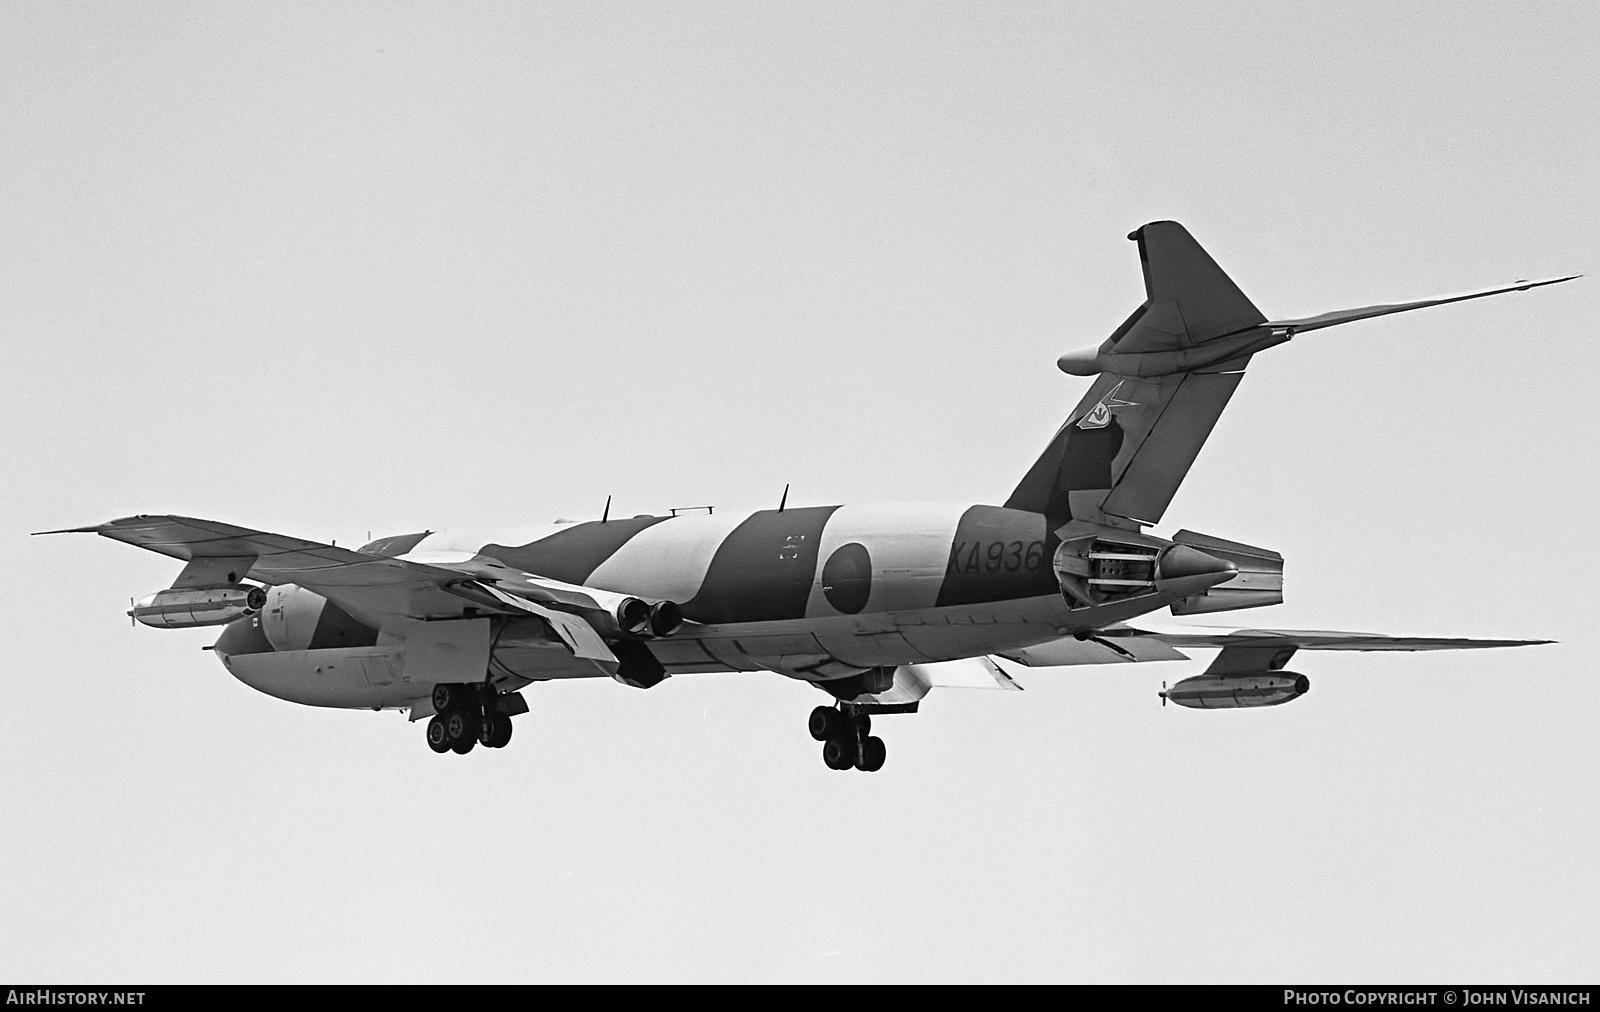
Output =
[{"x1": 1005, "y1": 220, "x2": 1576, "y2": 529}]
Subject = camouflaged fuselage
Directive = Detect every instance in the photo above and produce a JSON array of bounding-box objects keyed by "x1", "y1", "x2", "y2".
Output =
[
  {"x1": 213, "y1": 501, "x2": 1161, "y2": 707},
  {"x1": 430, "y1": 502, "x2": 1070, "y2": 673}
]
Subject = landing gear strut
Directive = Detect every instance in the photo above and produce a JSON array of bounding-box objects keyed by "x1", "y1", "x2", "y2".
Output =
[
  {"x1": 809, "y1": 705, "x2": 887, "y2": 773},
  {"x1": 425, "y1": 683, "x2": 519, "y2": 755}
]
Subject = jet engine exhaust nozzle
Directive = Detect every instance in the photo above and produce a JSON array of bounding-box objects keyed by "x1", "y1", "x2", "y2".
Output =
[
  {"x1": 648, "y1": 600, "x2": 683, "y2": 638},
  {"x1": 615, "y1": 597, "x2": 653, "y2": 637}
]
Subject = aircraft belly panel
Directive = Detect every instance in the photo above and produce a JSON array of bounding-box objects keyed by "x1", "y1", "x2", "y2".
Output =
[
  {"x1": 697, "y1": 634, "x2": 813, "y2": 672},
  {"x1": 641, "y1": 637, "x2": 725, "y2": 669},
  {"x1": 894, "y1": 595, "x2": 1073, "y2": 662},
  {"x1": 223, "y1": 647, "x2": 418, "y2": 709},
  {"x1": 487, "y1": 646, "x2": 610, "y2": 680},
  {"x1": 812, "y1": 628, "x2": 929, "y2": 666}
]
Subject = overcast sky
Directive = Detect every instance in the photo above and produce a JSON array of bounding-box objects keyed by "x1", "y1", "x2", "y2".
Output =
[{"x1": 3, "y1": 1, "x2": 1596, "y2": 983}]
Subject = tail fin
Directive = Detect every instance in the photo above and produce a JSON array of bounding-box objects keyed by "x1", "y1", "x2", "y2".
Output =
[
  {"x1": 1007, "y1": 224, "x2": 1577, "y2": 528},
  {"x1": 1007, "y1": 221, "x2": 1267, "y2": 527}
]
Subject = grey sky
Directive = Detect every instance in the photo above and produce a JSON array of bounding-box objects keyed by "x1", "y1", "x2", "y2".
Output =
[{"x1": 2, "y1": 2, "x2": 1596, "y2": 982}]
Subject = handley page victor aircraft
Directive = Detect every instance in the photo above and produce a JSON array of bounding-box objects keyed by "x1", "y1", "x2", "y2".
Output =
[{"x1": 44, "y1": 223, "x2": 1573, "y2": 771}]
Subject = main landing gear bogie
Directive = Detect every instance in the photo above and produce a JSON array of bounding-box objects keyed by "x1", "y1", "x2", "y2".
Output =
[
  {"x1": 809, "y1": 705, "x2": 887, "y2": 773},
  {"x1": 425, "y1": 683, "x2": 518, "y2": 756}
]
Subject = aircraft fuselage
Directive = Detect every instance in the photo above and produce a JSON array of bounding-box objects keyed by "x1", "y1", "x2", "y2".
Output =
[{"x1": 213, "y1": 502, "x2": 1179, "y2": 710}]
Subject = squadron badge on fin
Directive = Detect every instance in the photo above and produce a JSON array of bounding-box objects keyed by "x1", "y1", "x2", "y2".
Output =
[{"x1": 1077, "y1": 381, "x2": 1136, "y2": 430}]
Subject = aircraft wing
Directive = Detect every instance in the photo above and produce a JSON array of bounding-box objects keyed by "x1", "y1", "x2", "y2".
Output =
[
  {"x1": 40, "y1": 514, "x2": 533, "y2": 634},
  {"x1": 1000, "y1": 625, "x2": 1551, "y2": 668},
  {"x1": 1131, "y1": 628, "x2": 1552, "y2": 652},
  {"x1": 1263, "y1": 275, "x2": 1578, "y2": 335}
]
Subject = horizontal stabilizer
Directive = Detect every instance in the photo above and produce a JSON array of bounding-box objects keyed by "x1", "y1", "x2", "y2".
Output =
[{"x1": 1265, "y1": 275, "x2": 1579, "y2": 335}]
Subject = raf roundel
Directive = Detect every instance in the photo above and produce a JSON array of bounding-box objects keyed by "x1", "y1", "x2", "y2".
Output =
[{"x1": 820, "y1": 542, "x2": 872, "y2": 614}]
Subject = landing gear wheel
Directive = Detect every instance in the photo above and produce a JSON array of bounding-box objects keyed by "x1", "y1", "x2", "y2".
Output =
[
  {"x1": 808, "y1": 706, "x2": 842, "y2": 742},
  {"x1": 426, "y1": 716, "x2": 451, "y2": 754},
  {"x1": 822, "y1": 736, "x2": 857, "y2": 770},
  {"x1": 444, "y1": 709, "x2": 478, "y2": 746},
  {"x1": 856, "y1": 735, "x2": 886, "y2": 772},
  {"x1": 482, "y1": 712, "x2": 513, "y2": 749},
  {"x1": 451, "y1": 736, "x2": 476, "y2": 755},
  {"x1": 431, "y1": 684, "x2": 462, "y2": 713}
]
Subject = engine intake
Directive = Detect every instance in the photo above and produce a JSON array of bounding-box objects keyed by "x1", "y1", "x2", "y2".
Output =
[{"x1": 130, "y1": 586, "x2": 268, "y2": 629}]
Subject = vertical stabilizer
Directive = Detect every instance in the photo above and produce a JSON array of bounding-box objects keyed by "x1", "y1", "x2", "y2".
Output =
[{"x1": 1006, "y1": 222, "x2": 1269, "y2": 527}]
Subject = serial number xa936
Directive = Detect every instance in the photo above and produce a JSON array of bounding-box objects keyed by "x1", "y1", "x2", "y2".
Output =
[{"x1": 947, "y1": 540, "x2": 1046, "y2": 575}]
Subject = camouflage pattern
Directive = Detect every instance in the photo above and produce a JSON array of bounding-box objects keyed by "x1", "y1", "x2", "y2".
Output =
[
  {"x1": 56, "y1": 221, "x2": 1570, "y2": 720},
  {"x1": 212, "y1": 501, "x2": 1098, "y2": 706}
]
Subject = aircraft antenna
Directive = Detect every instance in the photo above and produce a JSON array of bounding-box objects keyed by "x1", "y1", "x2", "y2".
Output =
[
  {"x1": 778, "y1": 484, "x2": 789, "y2": 512},
  {"x1": 601, "y1": 495, "x2": 611, "y2": 523}
]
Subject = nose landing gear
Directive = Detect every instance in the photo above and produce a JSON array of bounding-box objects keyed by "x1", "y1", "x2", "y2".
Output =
[{"x1": 808, "y1": 705, "x2": 887, "y2": 773}]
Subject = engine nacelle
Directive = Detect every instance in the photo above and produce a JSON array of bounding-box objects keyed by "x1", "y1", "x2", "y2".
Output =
[
  {"x1": 130, "y1": 585, "x2": 268, "y2": 629},
  {"x1": 1160, "y1": 672, "x2": 1309, "y2": 709}
]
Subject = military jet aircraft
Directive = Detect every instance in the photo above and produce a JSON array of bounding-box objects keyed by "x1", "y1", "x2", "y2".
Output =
[{"x1": 43, "y1": 222, "x2": 1572, "y2": 771}]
